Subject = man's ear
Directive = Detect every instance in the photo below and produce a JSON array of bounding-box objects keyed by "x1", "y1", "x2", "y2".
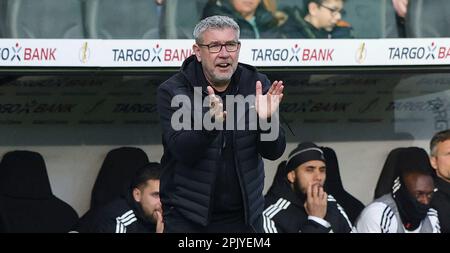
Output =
[
  {"x1": 308, "y1": 1, "x2": 321, "y2": 16},
  {"x1": 132, "y1": 188, "x2": 141, "y2": 203},
  {"x1": 430, "y1": 156, "x2": 438, "y2": 171},
  {"x1": 193, "y1": 44, "x2": 202, "y2": 62},
  {"x1": 287, "y1": 170, "x2": 296, "y2": 184}
]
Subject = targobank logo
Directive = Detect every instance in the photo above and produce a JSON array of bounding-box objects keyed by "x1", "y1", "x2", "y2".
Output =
[
  {"x1": 388, "y1": 42, "x2": 436, "y2": 60},
  {"x1": 251, "y1": 44, "x2": 334, "y2": 62},
  {"x1": 112, "y1": 43, "x2": 193, "y2": 62},
  {"x1": 0, "y1": 42, "x2": 56, "y2": 62}
]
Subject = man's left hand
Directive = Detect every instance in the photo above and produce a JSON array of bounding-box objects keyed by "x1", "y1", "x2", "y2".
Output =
[{"x1": 255, "y1": 80, "x2": 284, "y2": 120}]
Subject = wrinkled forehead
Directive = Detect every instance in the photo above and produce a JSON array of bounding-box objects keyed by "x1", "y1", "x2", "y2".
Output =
[
  {"x1": 404, "y1": 173, "x2": 434, "y2": 192},
  {"x1": 200, "y1": 28, "x2": 239, "y2": 42}
]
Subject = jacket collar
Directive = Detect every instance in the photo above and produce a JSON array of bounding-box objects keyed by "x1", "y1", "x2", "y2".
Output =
[
  {"x1": 435, "y1": 176, "x2": 450, "y2": 197},
  {"x1": 180, "y1": 55, "x2": 244, "y2": 95}
]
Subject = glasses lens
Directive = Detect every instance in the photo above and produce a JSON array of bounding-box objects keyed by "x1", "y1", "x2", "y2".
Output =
[
  {"x1": 225, "y1": 43, "x2": 238, "y2": 52},
  {"x1": 209, "y1": 44, "x2": 221, "y2": 53}
]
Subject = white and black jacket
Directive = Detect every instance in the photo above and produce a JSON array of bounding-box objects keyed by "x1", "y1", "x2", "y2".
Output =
[{"x1": 263, "y1": 172, "x2": 353, "y2": 233}]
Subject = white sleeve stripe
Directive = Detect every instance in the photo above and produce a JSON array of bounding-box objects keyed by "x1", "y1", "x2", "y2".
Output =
[
  {"x1": 263, "y1": 198, "x2": 290, "y2": 233},
  {"x1": 266, "y1": 199, "x2": 289, "y2": 218},
  {"x1": 117, "y1": 210, "x2": 134, "y2": 221},
  {"x1": 327, "y1": 195, "x2": 336, "y2": 202},
  {"x1": 114, "y1": 210, "x2": 136, "y2": 233},
  {"x1": 380, "y1": 206, "x2": 393, "y2": 233},
  {"x1": 123, "y1": 217, "x2": 137, "y2": 226},
  {"x1": 385, "y1": 212, "x2": 395, "y2": 233},
  {"x1": 117, "y1": 212, "x2": 136, "y2": 224},
  {"x1": 336, "y1": 202, "x2": 353, "y2": 229},
  {"x1": 115, "y1": 219, "x2": 121, "y2": 233}
]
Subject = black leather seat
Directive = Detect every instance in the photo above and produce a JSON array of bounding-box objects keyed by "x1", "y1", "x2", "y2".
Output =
[
  {"x1": 90, "y1": 147, "x2": 150, "y2": 209},
  {"x1": 374, "y1": 147, "x2": 434, "y2": 199},
  {"x1": 74, "y1": 147, "x2": 150, "y2": 232},
  {"x1": 373, "y1": 147, "x2": 404, "y2": 199},
  {"x1": 0, "y1": 151, "x2": 78, "y2": 232},
  {"x1": 322, "y1": 147, "x2": 365, "y2": 224}
]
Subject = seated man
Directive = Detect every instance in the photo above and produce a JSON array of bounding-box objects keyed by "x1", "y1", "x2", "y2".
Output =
[
  {"x1": 356, "y1": 147, "x2": 440, "y2": 233},
  {"x1": 429, "y1": 129, "x2": 450, "y2": 233},
  {"x1": 202, "y1": 0, "x2": 281, "y2": 38},
  {"x1": 263, "y1": 142, "x2": 353, "y2": 233},
  {"x1": 78, "y1": 162, "x2": 163, "y2": 233},
  {"x1": 283, "y1": 0, "x2": 353, "y2": 38}
]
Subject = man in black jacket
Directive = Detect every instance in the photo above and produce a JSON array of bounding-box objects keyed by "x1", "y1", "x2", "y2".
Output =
[
  {"x1": 78, "y1": 163, "x2": 163, "y2": 233},
  {"x1": 263, "y1": 142, "x2": 352, "y2": 233},
  {"x1": 430, "y1": 129, "x2": 450, "y2": 233},
  {"x1": 157, "y1": 15, "x2": 285, "y2": 232},
  {"x1": 202, "y1": 0, "x2": 281, "y2": 39}
]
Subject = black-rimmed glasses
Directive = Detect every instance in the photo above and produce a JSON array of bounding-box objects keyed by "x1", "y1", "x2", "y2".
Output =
[
  {"x1": 319, "y1": 3, "x2": 346, "y2": 16},
  {"x1": 197, "y1": 41, "x2": 241, "y2": 53}
]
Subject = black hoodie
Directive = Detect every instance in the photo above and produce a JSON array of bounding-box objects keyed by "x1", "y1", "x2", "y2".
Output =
[
  {"x1": 263, "y1": 162, "x2": 352, "y2": 233},
  {"x1": 77, "y1": 191, "x2": 156, "y2": 233}
]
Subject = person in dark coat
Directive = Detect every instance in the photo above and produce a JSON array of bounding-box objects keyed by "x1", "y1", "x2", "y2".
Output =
[
  {"x1": 263, "y1": 142, "x2": 353, "y2": 233},
  {"x1": 202, "y1": 0, "x2": 281, "y2": 38},
  {"x1": 157, "y1": 15, "x2": 286, "y2": 232},
  {"x1": 430, "y1": 129, "x2": 450, "y2": 233}
]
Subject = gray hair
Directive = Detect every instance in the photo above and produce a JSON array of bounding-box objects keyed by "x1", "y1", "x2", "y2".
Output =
[
  {"x1": 430, "y1": 129, "x2": 450, "y2": 156},
  {"x1": 193, "y1": 15, "x2": 240, "y2": 43}
]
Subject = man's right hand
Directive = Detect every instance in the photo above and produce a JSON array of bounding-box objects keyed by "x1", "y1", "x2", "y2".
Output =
[
  {"x1": 207, "y1": 86, "x2": 226, "y2": 123},
  {"x1": 304, "y1": 183, "x2": 327, "y2": 219},
  {"x1": 154, "y1": 210, "x2": 164, "y2": 233}
]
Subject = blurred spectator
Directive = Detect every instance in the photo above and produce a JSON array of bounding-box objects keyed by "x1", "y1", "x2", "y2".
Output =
[
  {"x1": 262, "y1": 0, "x2": 288, "y2": 26},
  {"x1": 405, "y1": 0, "x2": 450, "y2": 37},
  {"x1": 202, "y1": 0, "x2": 281, "y2": 38},
  {"x1": 392, "y1": 0, "x2": 408, "y2": 18},
  {"x1": 282, "y1": 0, "x2": 353, "y2": 38},
  {"x1": 391, "y1": 0, "x2": 407, "y2": 37}
]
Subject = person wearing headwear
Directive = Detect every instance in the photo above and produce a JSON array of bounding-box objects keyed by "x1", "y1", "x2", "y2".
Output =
[
  {"x1": 263, "y1": 142, "x2": 353, "y2": 233},
  {"x1": 356, "y1": 147, "x2": 440, "y2": 233}
]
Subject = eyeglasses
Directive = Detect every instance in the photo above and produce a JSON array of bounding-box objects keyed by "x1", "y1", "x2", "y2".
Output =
[
  {"x1": 319, "y1": 3, "x2": 346, "y2": 16},
  {"x1": 197, "y1": 41, "x2": 241, "y2": 53}
]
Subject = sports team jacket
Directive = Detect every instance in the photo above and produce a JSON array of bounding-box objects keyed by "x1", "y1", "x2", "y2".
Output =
[{"x1": 263, "y1": 167, "x2": 353, "y2": 233}]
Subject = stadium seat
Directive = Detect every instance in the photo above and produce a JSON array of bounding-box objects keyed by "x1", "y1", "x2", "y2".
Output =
[
  {"x1": 321, "y1": 147, "x2": 365, "y2": 224},
  {"x1": 406, "y1": 0, "x2": 450, "y2": 37},
  {"x1": 90, "y1": 146, "x2": 150, "y2": 209},
  {"x1": 373, "y1": 147, "x2": 404, "y2": 199},
  {"x1": 0, "y1": 151, "x2": 78, "y2": 232},
  {"x1": 5, "y1": 0, "x2": 85, "y2": 38},
  {"x1": 373, "y1": 147, "x2": 434, "y2": 199},
  {"x1": 85, "y1": 0, "x2": 162, "y2": 39},
  {"x1": 74, "y1": 146, "x2": 150, "y2": 232},
  {"x1": 163, "y1": 0, "x2": 209, "y2": 39}
]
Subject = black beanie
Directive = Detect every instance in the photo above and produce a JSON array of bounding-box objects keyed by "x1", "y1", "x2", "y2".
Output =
[{"x1": 285, "y1": 142, "x2": 326, "y2": 173}]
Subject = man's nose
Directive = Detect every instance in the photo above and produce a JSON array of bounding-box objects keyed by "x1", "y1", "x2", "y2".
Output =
[
  {"x1": 417, "y1": 194, "x2": 431, "y2": 205},
  {"x1": 218, "y1": 46, "x2": 230, "y2": 56}
]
